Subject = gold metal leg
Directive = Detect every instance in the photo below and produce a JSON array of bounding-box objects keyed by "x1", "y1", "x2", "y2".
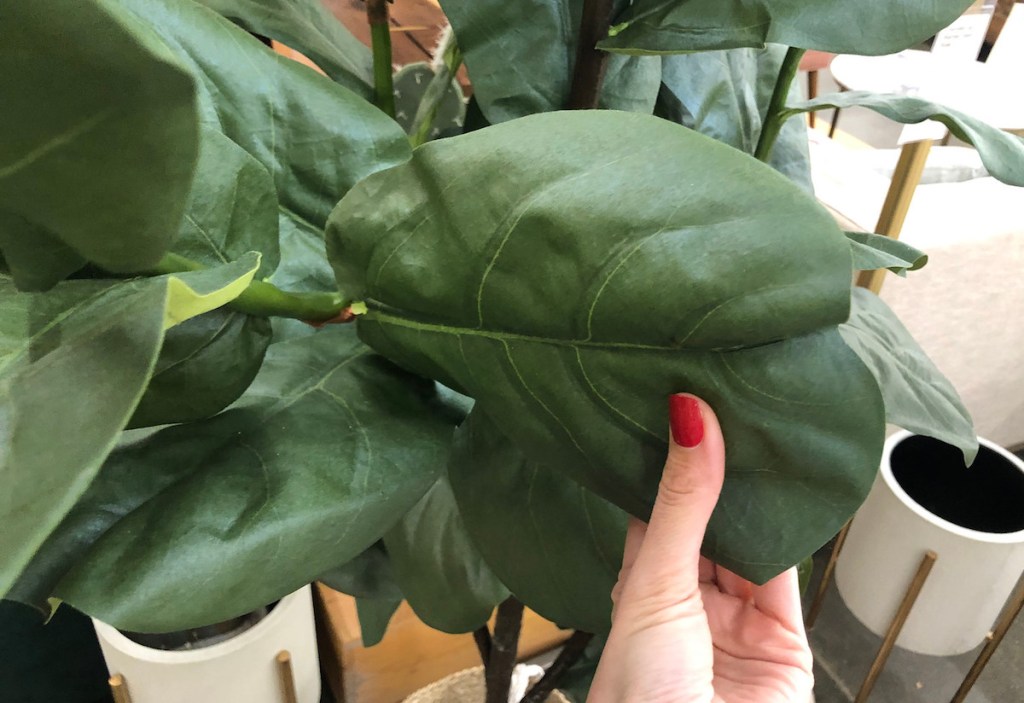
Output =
[
  {"x1": 277, "y1": 650, "x2": 300, "y2": 703},
  {"x1": 854, "y1": 550, "x2": 938, "y2": 703},
  {"x1": 805, "y1": 521, "x2": 852, "y2": 629},
  {"x1": 857, "y1": 139, "x2": 933, "y2": 294},
  {"x1": 109, "y1": 674, "x2": 133, "y2": 703},
  {"x1": 949, "y1": 576, "x2": 1024, "y2": 703}
]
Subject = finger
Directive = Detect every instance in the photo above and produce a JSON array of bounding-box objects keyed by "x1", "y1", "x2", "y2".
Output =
[
  {"x1": 752, "y1": 567, "x2": 806, "y2": 634},
  {"x1": 620, "y1": 517, "x2": 648, "y2": 577},
  {"x1": 715, "y1": 565, "x2": 754, "y2": 601},
  {"x1": 698, "y1": 556, "x2": 716, "y2": 584},
  {"x1": 627, "y1": 394, "x2": 725, "y2": 592},
  {"x1": 611, "y1": 518, "x2": 648, "y2": 620}
]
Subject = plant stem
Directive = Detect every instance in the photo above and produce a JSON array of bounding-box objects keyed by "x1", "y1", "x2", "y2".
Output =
[
  {"x1": 485, "y1": 597, "x2": 524, "y2": 703},
  {"x1": 409, "y1": 30, "x2": 463, "y2": 148},
  {"x1": 153, "y1": 253, "x2": 346, "y2": 322},
  {"x1": 522, "y1": 631, "x2": 594, "y2": 703},
  {"x1": 754, "y1": 46, "x2": 805, "y2": 162},
  {"x1": 567, "y1": 0, "x2": 614, "y2": 109},
  {"x1": 473, "y1": 625, "x2": 493, "y2": 668},
  {"x1": 366, "y1": 0, "x2": 396, "y2": 118}
]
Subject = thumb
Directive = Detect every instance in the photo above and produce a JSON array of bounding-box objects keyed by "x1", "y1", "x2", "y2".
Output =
[{"x1": 627, "y1": 394, "x2": 725, "y2": 589}]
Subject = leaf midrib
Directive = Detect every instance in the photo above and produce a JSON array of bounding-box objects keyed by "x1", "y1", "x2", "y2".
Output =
[{"x1": 365, "y1": 300, "x2": 776, "y2": 354}]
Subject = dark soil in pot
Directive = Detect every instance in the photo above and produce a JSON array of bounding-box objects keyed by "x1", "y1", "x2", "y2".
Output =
[{"x1": 120, "y1": 602, "x2": 277, "y2": 651}]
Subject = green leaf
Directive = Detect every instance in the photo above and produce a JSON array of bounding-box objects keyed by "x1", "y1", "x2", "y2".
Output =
[
  {"x1": 0, "y1": 215, "x2": 85, "y2": 292},
  {"x1": 327, "y1": 110, "x2": 886, "y2": 583},
  {"x1": 438, "y1": 0, "x2": 660, "y2": 122},
  {"x1": 449, "y1": 413, "x2": 624, "y2": 634},
  {"x1": 0, "y1": 257, "x2": 260, "y2": 598},
  {"x1": 355, "y1": 597, "x2": 402, "y2": 647},
  {"x1": 128, "y1": 131, "x2": 280, "y2": 427},
  {"x1": 118, "y1": 0, "x2": 410, "y2": 231},
  {"x1": 601, "y1": 0, "x2": 974, "y2": 56},
  {"x1": 317, "y1": 542, "x2": 403, "y2": 601},
  {"x1": 384, "y1": 476, "x2": 509, "y2": 634},
  {"x1": 558, "y1": 636, "x2": 606, "y2": 703},
  {"x1": 128, "y1": 311, "x2": 272, "y2": 428},
  {"x1": 784, "y1": 92, "x2": 1024, "y2": 187},
  {"x1": 268, "y1": 214, "x2": 338, "y2": 341},
  {"x1": 840, "y1": 288, "x2": 977, "y2": 462},
  {"x1": 845, "y1": 232, "x2": 927, "y2": 276},
  {"x1": 194, "y1": 0, "x2": 373, "y2": 97},
  {"x1": 14, "y1": 327, "x2": 461, "y2": 632},
  {"x1": 659, "y1": 46, "x2": 811, "y2": 191},
  {"x1": 0, "y1": 0, "x2": 199, "y2": 277}
]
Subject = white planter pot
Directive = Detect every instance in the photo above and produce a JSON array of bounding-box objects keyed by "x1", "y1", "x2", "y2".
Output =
[
  {"x1": 93, "y1": 585, "x2": 320, "y2": 703},
  {"x1": 835, "y1": 431, "x2": 1024, "y2": 656}
]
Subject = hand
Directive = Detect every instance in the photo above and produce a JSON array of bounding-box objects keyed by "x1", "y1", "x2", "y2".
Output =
[{"x1": 589, "y1": 394, "x2": 814, "y2": 703}]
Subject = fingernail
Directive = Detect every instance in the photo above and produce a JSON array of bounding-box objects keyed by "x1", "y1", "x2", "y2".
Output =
[{"x1": 669, "y1": 394, "x2": 704, "y2": 448}]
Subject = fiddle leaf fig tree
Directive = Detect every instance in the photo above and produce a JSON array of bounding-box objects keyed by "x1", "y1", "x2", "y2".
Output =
[{"x1": 4, "y1": 0, "x2": 1022, "y2": 700}]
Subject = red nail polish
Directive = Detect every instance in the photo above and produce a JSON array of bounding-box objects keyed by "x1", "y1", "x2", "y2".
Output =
[{"x1": 669, "y1": 395, "x2": 704, "y2": 448}]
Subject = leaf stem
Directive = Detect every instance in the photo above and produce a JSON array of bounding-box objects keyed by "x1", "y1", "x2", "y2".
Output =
[
  {"x1": 484, "y1": 597, "x2": 524, "y2": 703},
  {"x1": 366, "y1": 0, "x2": 396, "y2": 118},
  {"x1": 567, "y1": 0, "x2": 614, "y2": 109},
  {"x1": 153, "y1": 253, "x2": 347, "y2": 322},
  {"x1": 409, "y1": 29, "x2": 463, "y2": 148},
  {"x1": 522, "y1": 631, "x2": 594, "y2": 703},
  {"x1": 754, "y1": 46, "x2": 806, "y2": 162}
]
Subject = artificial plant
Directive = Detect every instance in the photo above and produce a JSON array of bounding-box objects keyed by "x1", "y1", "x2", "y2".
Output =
[{"x1": 3, "y1": 0, "x2": 1022, "y2": 700}]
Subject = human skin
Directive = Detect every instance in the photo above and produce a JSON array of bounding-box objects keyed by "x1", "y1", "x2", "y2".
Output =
[{"x1": 589, "y1": 395, "x2": 814, "y2": 703}]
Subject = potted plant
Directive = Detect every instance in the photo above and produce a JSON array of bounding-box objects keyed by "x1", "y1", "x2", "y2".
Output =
[{"x1": 3, "y1": 0, "x2": 1022, "y2": 701}]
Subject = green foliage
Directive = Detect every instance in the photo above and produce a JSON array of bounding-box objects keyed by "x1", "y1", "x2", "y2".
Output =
[
  {"x1": 841, "y1": 289, "x2": 977, "y2": 462},
  {"x1": 786, "y1": 92, "x2": 1024, "y2": 187},
  {"x1": 449, "y1": 414, "x2": 625, "y2": 633},
  {"x1": 845, "y1": 232, "x2": 928, "y2": 276},
  {"x1": 194, "y1": 0, "x2": 374, "y2": 97},
  {"x1": 0, "y1": 256, "x2": 259, "y2": 597},
  {"x1": 601, "y1": 0, "x2": 975, "y2": 55},
  {"x1": 439, "y1": 0, "x2": 660, "y2": 122},
  {"x1": 1, "y1": 0, "x2": 1011, "y2": 659},
  {"x1": 0, "y1": 0, "x2": 199, "y2": 280},
  {"x1": 327, "y1": 110, "x2": 889, "y2": 582},
  {"x1": 10, "y1": 327, "x2": 463, "y2": 632},
  {"x1": 385, "y1": 476, "x2": 509, "y2": 633}
]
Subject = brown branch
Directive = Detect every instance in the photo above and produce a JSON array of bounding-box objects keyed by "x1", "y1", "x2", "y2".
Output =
[
  {"x1": 522, "y1": 631, "x2": 594, "y2": 703},
  {"x1": 567, "y1": 0, "x2": 614, "y2": 109},
  {"x1": 485, "y1": 598, "x2": 525, "y2": 703},
  {"x1": 473, "y1": 625, "x2": 493, "y2": 669}
]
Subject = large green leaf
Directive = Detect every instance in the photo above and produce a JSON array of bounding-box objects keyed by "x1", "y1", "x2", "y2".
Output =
[
  {"x1": 317, "y1": 542, "x2": 403, "y2": 601},
  {"x1": 195, "y1": 0, "x2": 373, "y2": 97},
  {"x1": 0, "y1": 0, "x2": 199, "y2": 279},
  {"x1": 845, "y1": 232, "x2": 927, "y2": 276},
  {"x1": 840, "y1": 288, "x2": 977, "y2": 461},
  {"x1": 128, "y1": 131, "x2": 280, "y2": 427},
  {"x1": 384, "y1": 476, "x2": 509, "y2": 634},
  {"x1": 12, "y1": 327, "x2": 462, "y2": 631},
  {"x1": 356, "y1": 597, "x2": 403, "y2": 647},
  {"x1": 660, "y1": 46, "x2": 811, "y2": 191},
  {"x1": 449, "y1": 413, "x2": 624, "y2": 634},
  {"x1": 784, "y1": 92, "x2": 1024, "y2": 187},
  {"x1": 601, "y1": 0, "x2": 974, "y2": 56},
  {"x1": 128, "y1": 311, "x2": 272, "y2": 428},
  {"x1": 119, "y1": 0, "x2": 410, "y2": 231},
  {"x1": 439, "y1": 0, "x2": 660, "y2": 123},
  {"x1": 0, "y1": 255, "x2": 260, "y2": 597},
  {"x1": 327, "y1": 110, "x2": 886, "y2": 582}
]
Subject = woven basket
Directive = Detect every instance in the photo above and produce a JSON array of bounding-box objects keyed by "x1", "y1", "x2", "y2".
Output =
[{"x1": 404, "y1": 666, "x2": 570, "y2": 703}]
